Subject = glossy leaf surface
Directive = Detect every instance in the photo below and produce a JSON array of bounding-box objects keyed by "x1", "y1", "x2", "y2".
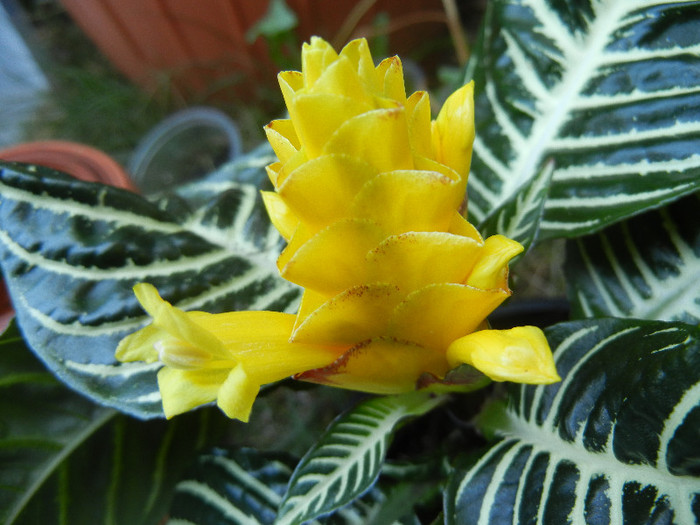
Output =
[
  {"x1": 168, "y1": 447, "x2": 421, "y2": 525},
  {"x1": 566, "y1": 193, "x2": 700, "y2": 323},
  {"x1": 0, "y1": 150, "x2": 300, "y2": 418},
  {"x1": 478, "y1": 160, "x2": 553, "y2": 252},
  {"x1": 467, "y1": 0, "x2": 700, "y2": 239},
  {"x1": 276, "y1": 393, "x2": 443, "y2": 525},
  {"x1": 450, "y1": 318, "x2": 700, "y2": 524}
]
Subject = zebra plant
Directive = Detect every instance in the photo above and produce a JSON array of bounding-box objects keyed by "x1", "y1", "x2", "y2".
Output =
[{"x1": 0, "y1": 0, "x2": 699, "y2": 524}]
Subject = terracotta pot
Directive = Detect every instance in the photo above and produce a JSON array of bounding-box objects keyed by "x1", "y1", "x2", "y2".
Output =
[
  {"x1": 59, "y1": 0, "x2": 446, "y2": 102},
  {"x1": 0, "y1": 140, "x2": 137, "y2": 330},
  {"x1": 0, "y1": 140, "x2": 136, "y2": 190}
]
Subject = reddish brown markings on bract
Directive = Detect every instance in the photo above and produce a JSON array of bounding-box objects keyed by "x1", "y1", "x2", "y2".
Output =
[
  {"x1": 344, "y1": 285, "x2": 370, "y2": 298},
  {"x1": 294, "y1": 339, "x2": 370, "y2": 381}
]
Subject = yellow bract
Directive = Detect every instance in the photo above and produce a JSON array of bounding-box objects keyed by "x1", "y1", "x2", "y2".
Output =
[{"x1": 116, "y1": 37, "x2": 560, "y2": 421}]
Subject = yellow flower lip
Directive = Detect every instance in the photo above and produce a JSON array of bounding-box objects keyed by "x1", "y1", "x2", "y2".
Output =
[{"x1": 447, "y1": 326, "x2": 561, "y2": 384}]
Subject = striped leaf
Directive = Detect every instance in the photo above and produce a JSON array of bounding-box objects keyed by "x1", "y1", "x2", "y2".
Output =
[
  {"x1": 449, "y1": 319, "x2": 700, "y2": 525},
  {"x1": 276, "y1": 392, "x2": 444, "y2": 525},
  {"x1": 566, "y1": 193, "x2": 700, "y2": 323},
  {"x1": 478, "y1": 160, "x2": 554, "y2": 252},
  {"x1": 1, "y1": 321, "x2": 228, "y2": 525},
  {"x1": 0, "y1": 322, "x2": 114, "y2": 524},
  {"x1": 467, "y1": 0, "x2": 700, "y2": 239},
  {"x1": 168, "y1": 448, "x2": 296, "y2": 525},
  {"x1": 167, "y1": 448, "x2": 421, "y2": 525},
  {"x1": 0, "y1": 150, "x2": 300, "y2": 418}
]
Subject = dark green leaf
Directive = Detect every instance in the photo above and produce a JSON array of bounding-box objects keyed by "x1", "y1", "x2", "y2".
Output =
[
  {"x1": 478, "y1": 159, "x2": 553, "y2": 252},
  {"x1": 168, "y1": 447, "x2": 423, "y2": 525},
  {"x1": 277, "y1": 393, "x2": 444, "y2": 525},
  {"x1": 169, "y1": 447, "x2": 295, "y2": 525},
  {"x1": 450, "y1": 318, "x2": 700, "y2": 524},
  {"x1": 0, "y1": 321, "x2": 231, "y2": 524},
  {"x1": 566, "y1": 193, "x2": 700, "y2": 323},
  {"x1": 0, "y1": 321, "x2": 114, "y2": 525},
  {"x1": 467, "y1": 0, "x2": 700, "y2": 239},
  {"x1": 14, "y1": 408, "x2": 229, "y2": 525},
  {"x1": 0, "y1": 149, "x2": 300, "y2": 419}
]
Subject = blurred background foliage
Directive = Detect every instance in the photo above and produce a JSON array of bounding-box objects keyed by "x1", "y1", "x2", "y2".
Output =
[{"x1": 15, "y1": 0, "x2": 484, "y2": 157}]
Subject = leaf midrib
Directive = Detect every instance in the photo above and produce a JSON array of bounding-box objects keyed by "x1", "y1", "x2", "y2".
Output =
[
  {"x1": 276, "y1": 413, "x2": 396, "y2": 525},
  {"x1": 6, "y1": 408, "x2": 116, "y2": 525},
  {"x1": 507, "y1": 0, "x2": 628, "y2": 198},
  {"x1": 501, "y1": 409, "x2": 700, "y2": 495}
]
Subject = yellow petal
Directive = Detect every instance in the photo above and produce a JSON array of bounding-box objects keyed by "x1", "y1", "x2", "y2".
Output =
[
  {"x1": 413, "y1": 154, "x2": 461, "y2": 183},
  {"x1": 278, "y1": 154, "x2": 377, "y2": 230},
  {"x1": 311, "y1": 53, "x2": 373, "y2": 107},
  {"x1": 294, "y1": 289, "x2": 331, "y2": 329},
  {"x1": 281, "y1": 218, "x2": 385, "y2": 295},
  {"x1": 278, "y1": 70, "x2": 304, "y2": 110},
  {"x1": 366, "y1": 232, "x2": 483, "y2": 290},
  {"x1": 152, "y1": 307, "x2": 343, "y2": 420},
  {"x1": 208, "y1": 310, "x2": 342, "y2": 384},
  {"x1": 273, "y1": 148, "x2": 307, "y2": 188},
  {"x1": 261, "y1": 191, "x2": 298, "y2": 241},
  {"x1": 216, "y1": 365, "x2": 260, "y2": 422},
  {"x1": 116, "y1": 323, "x2": 162, "y2": 363},
  {"x1": 467, "y1": 234, "x2": 524, "y2": 290},
  {"x1": 338, "y1": 38, "x2": 379, "y2": 95},
  {"x1": 449, "y1": 212, "x2": 483, "y2": 242},
  {"x1": 292, "y1": 283, "x2": 403, "y2": 345},
  {"x1": 388, "y1": 283, "x2": 510, "y2": 350},
  {"x1": 276, "y1": 221, "x2": 312, "y2": 272},
  {"x1": 432, "y1": 81, "x2": 475, "y2": 181},
  {"x1": 323, "y1": 107, "x2": 412, "y2": 172},
  {"x1": 155, "y1": 336, "x2": 220, "y2": 370},
  {"x1": 446, "y1": 326, "x2": 560, "y2": 384},
  {"x1": 239, "y1": 341, "x2": 342, "y2": 385},
  {"x1": 296, "y1": 337, "x2": 448, "y2": 394},
  {"x1": 203, "y1": 310, "x2": 296, "y2": 342},
  {"x1": 157, "y1": 366, "x2": 229, "y2": 418},
  {"x1": 133, "y1": 283, "x2": 227, "y2": 357},
  {"x1": 406, "y1": 91, "x2": 432, "y2": 158},
  {"x1": 265, "y1": 162, "x2": 282, "y2": 187},
  {"x1": 376, "y1": 56, "x2": 406, "y2": 103},
  {"x1": 264, "y1": 119, "x2": 299, "y2": 164},
  {"x1": 351, "y1": 170, "x2": 459, "y2": 234},
  {"x1": 302, "y1": 36, "x2": 339, "y2": 88}
]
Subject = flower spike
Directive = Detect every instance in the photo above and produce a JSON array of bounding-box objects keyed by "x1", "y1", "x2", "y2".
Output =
[{"x1": 116, "y1": 37, "x2": 559, "y2": 421}]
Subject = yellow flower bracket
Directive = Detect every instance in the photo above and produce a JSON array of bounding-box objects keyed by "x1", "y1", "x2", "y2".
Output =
[{"x1": 117, "y1": 37, "x2": 559, "y2": 422}]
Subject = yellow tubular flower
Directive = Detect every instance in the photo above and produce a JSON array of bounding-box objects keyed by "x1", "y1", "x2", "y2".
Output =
[
  {"x1": 116, "y1": 284, "x2": 342, "y2": 421},
  {"x1": 116, "y1": 37, "x2": 559, "y2": 421}
]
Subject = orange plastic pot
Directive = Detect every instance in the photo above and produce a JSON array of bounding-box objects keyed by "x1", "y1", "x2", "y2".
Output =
[
  {"x1": 0, "y1": 140, "x2": 137, "y2": 330},
  {"x1": 59, "y1": 0, "x2": 446, "y2": 101}
]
